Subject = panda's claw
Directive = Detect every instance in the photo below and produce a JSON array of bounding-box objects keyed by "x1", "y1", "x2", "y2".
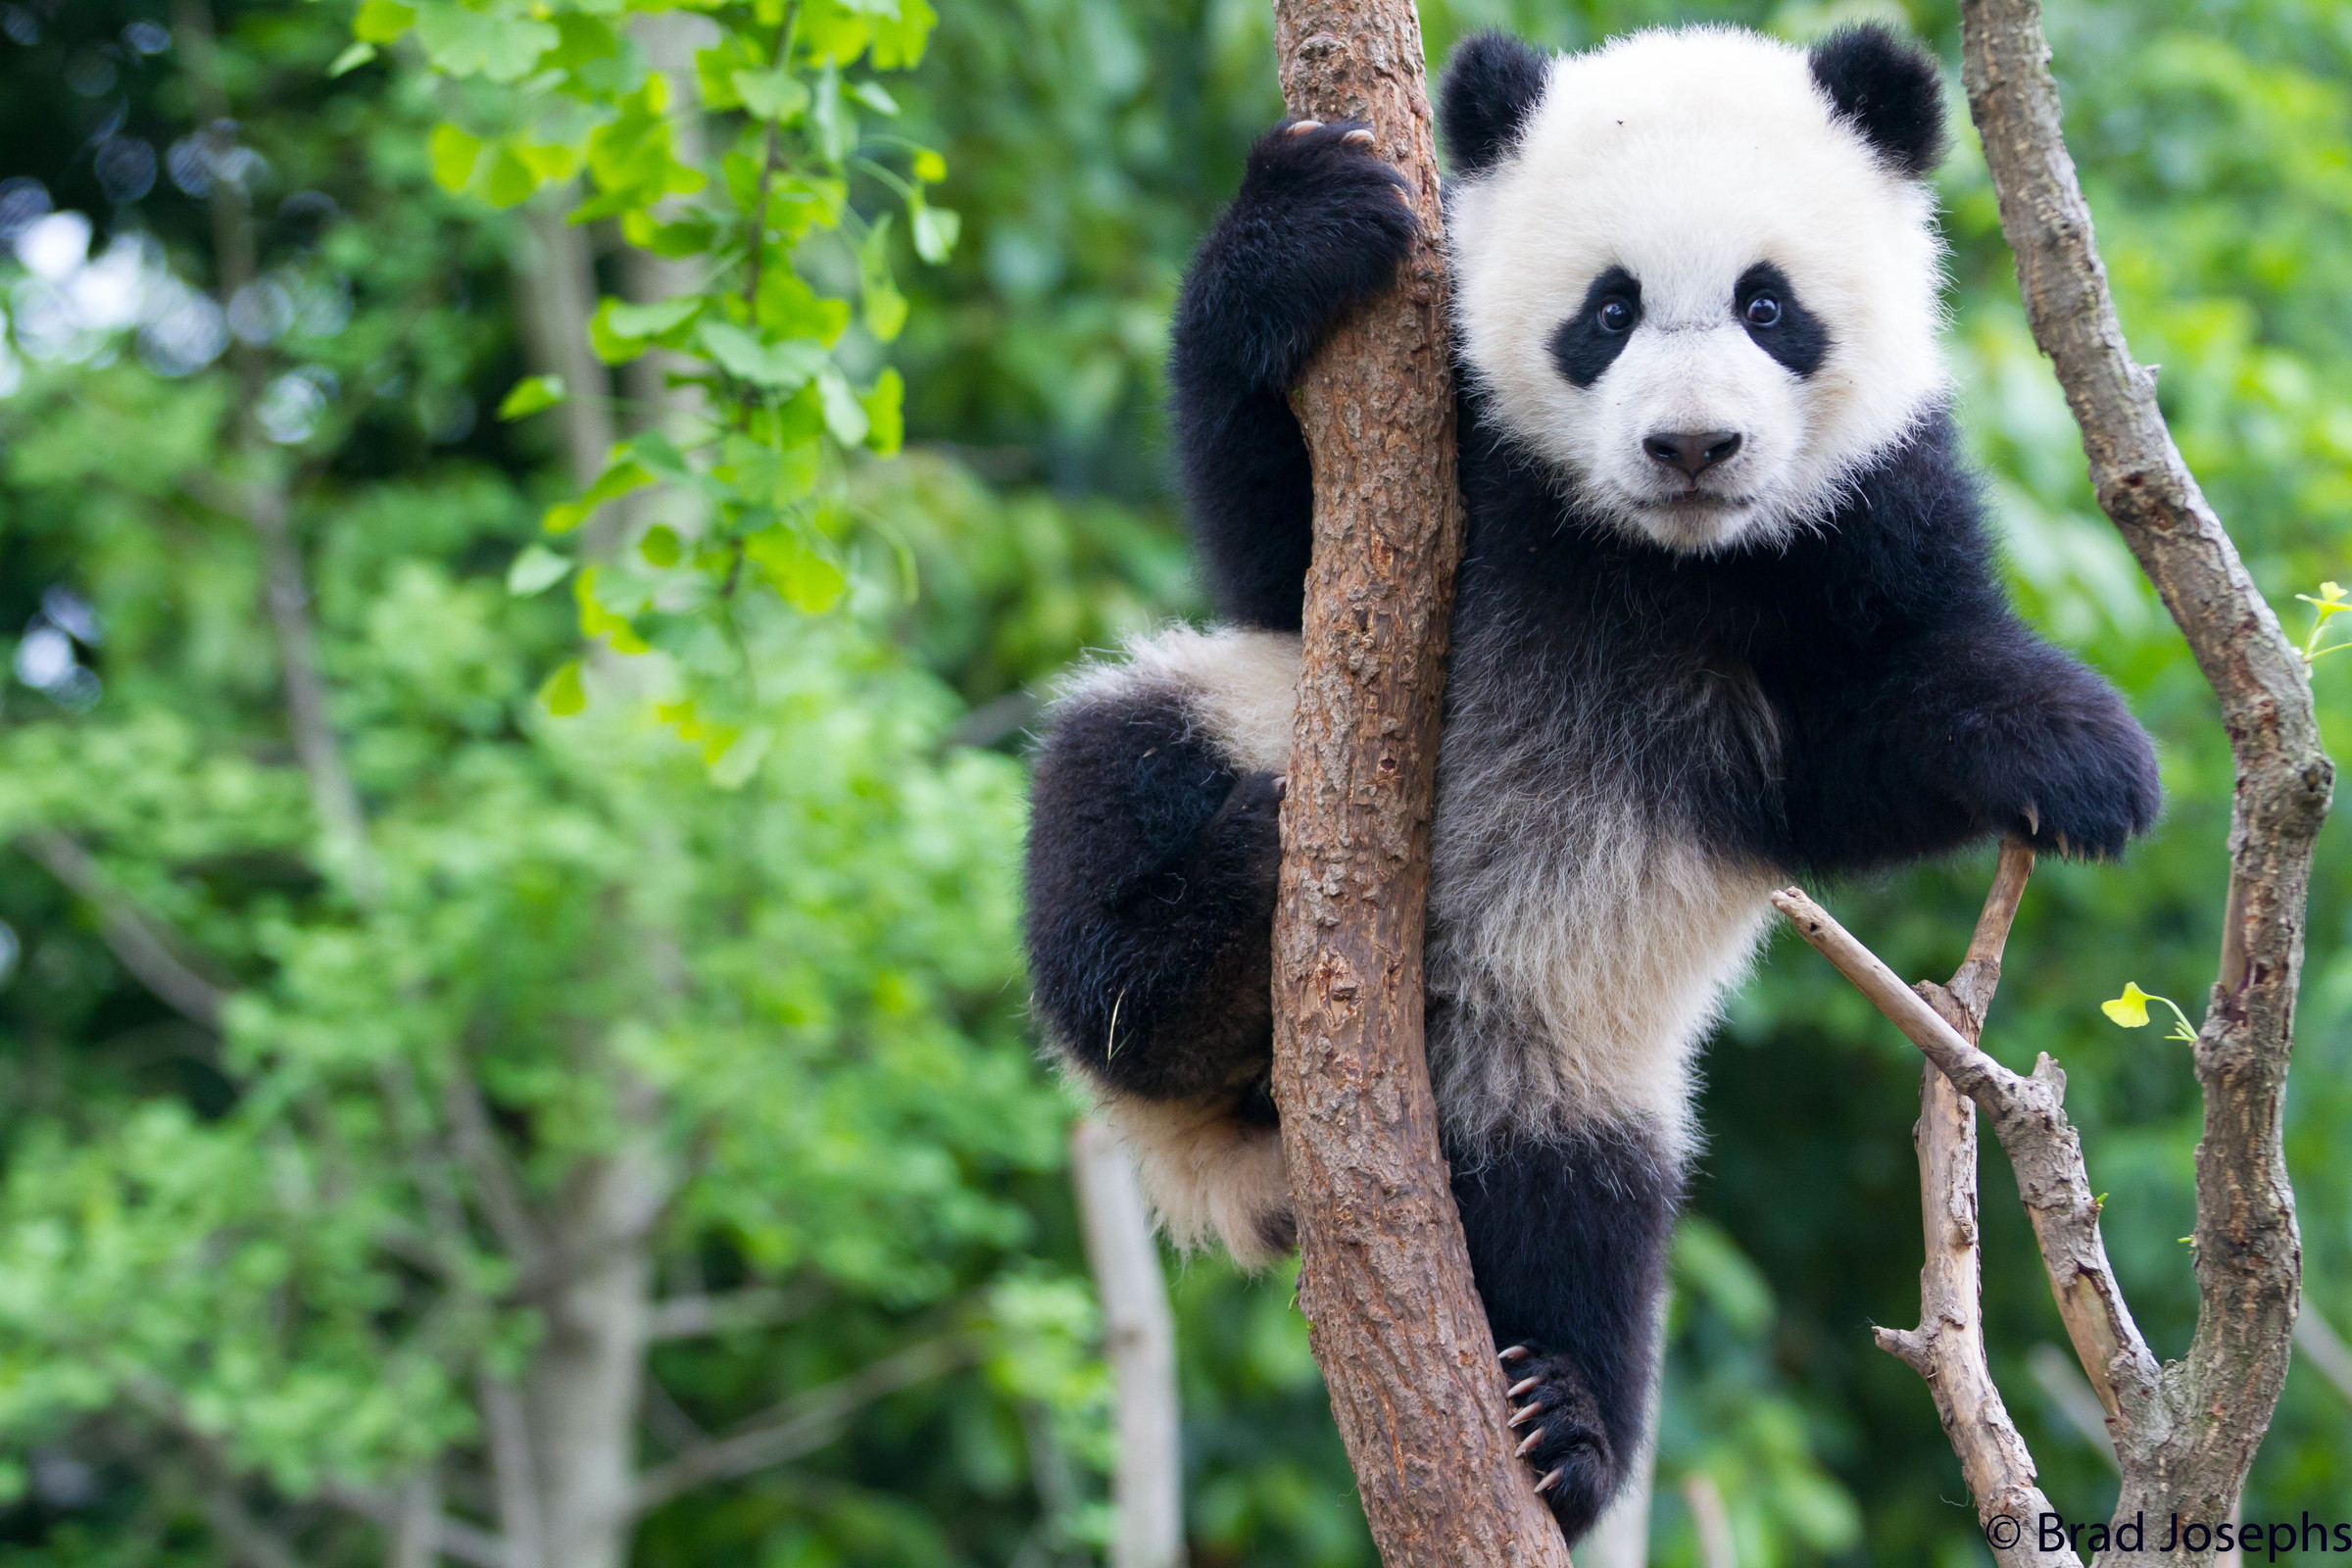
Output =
[
  {"x1": 1535, "y1": 1468, "x2": 1563, "y2": 1495},
  {"x1": 1508, "y1": 1403, "x2": 1541, "y2": 1429},
  {"x1": 1515, "y1": 1426, "x2": 1547, "y2": 1457},
  {"x1": 1288, "y1": 118, "x2": 1323, "y2": 136},
  {"x1": 1506, "y1": 1375, "x2": 1541, "y2": 1398},
  {"x1": 1342, "y1": 126, "x2": 1375, "y2": 147},
  {"x1": 1498, "y1": 1344, "x2": 1531, "y2": 1362}
]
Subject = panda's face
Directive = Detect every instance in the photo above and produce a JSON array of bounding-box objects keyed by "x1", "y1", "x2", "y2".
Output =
[{"x1": 1446, "y1": 26, "x2": 1949, "y2": 555}]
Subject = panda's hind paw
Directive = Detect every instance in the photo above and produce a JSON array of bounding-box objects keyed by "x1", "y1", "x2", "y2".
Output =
[{"x1": 1494, "y1": 1344, "x2": 1620, "y2": 1538}]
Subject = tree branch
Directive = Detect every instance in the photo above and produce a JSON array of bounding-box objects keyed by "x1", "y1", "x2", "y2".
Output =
[
  {"x1": 172, "y1": 0, "x2": 379, "y2": 905},
  {"x1": 643, "y1": 1283, "x2": 821, "y2": 1342},
  {"x1": 16, "y1": 830, "x2": 228, "y2": 1027},
  {"x1": 1850, "y1": 842, "x2": 2079, "y2": 1566},
  {"x1": 1774, "y1": 883, "x2": 2159, "y2": 1443},
  {"x1": 1262, "y1": 1, "x2": 1570, "y2": 1561},
  {"x1": 317, "y1": 1478, "x2": 508, "y2": 1568},
  {"x1": 1960, "y1": 0, "x2": 2330, "y2": 1546},
  {"x1": 626, "y1": 1335, "x2": 973, "y2": 1517}
]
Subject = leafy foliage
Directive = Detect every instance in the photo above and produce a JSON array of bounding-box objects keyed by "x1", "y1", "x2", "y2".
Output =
[{"x1": 1, "y1": 0, "x2": 2350, "y2": 1565}]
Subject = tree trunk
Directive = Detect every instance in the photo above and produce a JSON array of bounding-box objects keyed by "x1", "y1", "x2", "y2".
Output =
[
  {"x1": 525, "y1": 1080, "x2": 671, "y2": 1568},
  {"x1": 1070, "y1": 1121, "x2": 1186, "y2": 1568},
  {"x1": 1262, "y1": 0, "x2": 1575, "y2": 1562}
]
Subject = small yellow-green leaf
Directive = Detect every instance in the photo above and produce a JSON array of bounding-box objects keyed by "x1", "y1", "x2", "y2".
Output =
[
  {"x1": 2100, "y1": 982, "x2": 2153, "y2": 1028},
  {"x1": 539, "y1": 659, "x2": 586, "y2": 716},
  {"x1": 516, "y1": 143, "x2": 578, "y2": 182},
  {"x1": 574, "y1": 567, "x2": 650, "y2": 654},
  {"x1": 429, "y1": 123, "x2": 483, "y2": 193},
  {"x1": 911, "y1": 147, "x2": 946, "y2": 183},
  {"x1": 639, "y1": 524, "x2": 683, "y2": 568},
  {"x1": 864, "y1": 278, "x2": 907, "y2": 342},
  {"x1": 353, "y1": 0, "x2": 416, "y2": 43},
  {"x1": 498, "y1": 374, "x2": 565, "y2": 419},
  {"x1": 507, "y1": 543, "x2": 572, "y2": 596},
  {"x1": 862, "y1": 368, "x2": 904, "y2": 454},
  {"x1": 329, "y1": 41, "x2": 378, "y2": 76},
  {"x1": 483, "y1": 144, "x2": 539, "y2": 207}
]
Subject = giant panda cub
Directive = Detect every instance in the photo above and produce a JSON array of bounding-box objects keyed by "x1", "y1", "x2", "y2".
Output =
[{"x1": 1023, "y1": 22, "x2": 2161, "y2": 1541}]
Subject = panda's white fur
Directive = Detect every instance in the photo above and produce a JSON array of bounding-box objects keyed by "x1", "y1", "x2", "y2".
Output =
[{"x1": 1448, "y1": 27, "x2": 1948, "y2": 554}]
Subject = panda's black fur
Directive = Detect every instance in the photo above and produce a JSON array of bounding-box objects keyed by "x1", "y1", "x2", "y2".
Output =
[{"x1": 1023, "y1": 22, "x2": 2161, "y2": 1542}]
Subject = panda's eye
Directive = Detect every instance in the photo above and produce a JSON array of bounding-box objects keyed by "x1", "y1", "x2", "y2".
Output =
[
  {"x1": 1743, "y1": 293, "x2": 1782, "y2": 328},
  {"x1": 1597, "y1": 297, "x2": 1634, "y2": 334}
]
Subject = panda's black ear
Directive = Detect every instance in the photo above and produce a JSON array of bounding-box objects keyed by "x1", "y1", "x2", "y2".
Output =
[
  {"x1": 1440, "y1": 31, "x2": 1549, "y2": 177},
  {"x1": 1808, "y1": 23, "x2": 1947, "y2": 179}
]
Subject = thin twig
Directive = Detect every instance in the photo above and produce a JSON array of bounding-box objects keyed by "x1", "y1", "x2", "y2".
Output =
[
  {"x1": 16, "y1": 831, "x2": 228, "y2": 1026},
  {"x1": 627, "y1": 1335, "x2": 973, "y2": 1517}
]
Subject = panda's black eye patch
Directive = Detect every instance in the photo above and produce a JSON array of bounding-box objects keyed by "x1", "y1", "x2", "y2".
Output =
[
  {"x1": 1550, "y1": 267, "x2": 1642, "y2": 388},
  {"x1": 1736, "y1": 263, "x2": 1828, "y2": 377}
]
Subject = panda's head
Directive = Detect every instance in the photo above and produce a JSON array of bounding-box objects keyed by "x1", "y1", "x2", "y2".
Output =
[{"x1": 1442, "y1": 24, "x2": 1949, "y2": 554}]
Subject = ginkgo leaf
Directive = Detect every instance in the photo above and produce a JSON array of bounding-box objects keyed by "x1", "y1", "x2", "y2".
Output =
[{"x1": 2101, "y1": 983, "x2": 2154, "y2": 1028}]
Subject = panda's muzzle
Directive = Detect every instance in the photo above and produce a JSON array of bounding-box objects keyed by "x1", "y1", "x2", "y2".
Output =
[{"x1": 1642, "y1": 428, "x2": 1742, "y2": 479}]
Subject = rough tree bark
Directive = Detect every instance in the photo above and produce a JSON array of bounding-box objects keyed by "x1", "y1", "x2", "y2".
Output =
[
  {"x1": 1262, "y1": 1, "x2": 1573, "y2": 1562},
  {"x1": 1766, "y1": 11, "x2": 2332, "y2": 1557}
]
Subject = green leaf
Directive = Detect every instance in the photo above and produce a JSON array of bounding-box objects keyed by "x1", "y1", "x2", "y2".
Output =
[
  {"x1": 733, "y1": 68, "x2": 811, "y2": 122},
  {"x1": 814, "y1": 368, "x2": 870, "y2": 446},
  {"x1": 482, "y1": 144, "x2": 539, "y2": 208},
  {"x1": 589, "y1": 296, "x2": 700, "y2": 363},
  {"x1": 543, "y1": 459, "x2": 654, "y2": 534},
  {"x1": 506, "y1": 544, "x2": 572, "y2": 596},
  {"x1": 328, "y1": 41, "x2": 378, "y2": 76},
  {"x1": 574, "y1": 566, "x2": 649, "y2": 655},
  {"x1": 428, "y1": 124, "x2": 483, "y2": 193},
  {"x1": 497, "y1": 375, "x2": 566, "y2": 419},
  {"x1": 744, "y1": 526, "x2": 848, "y2": 612},
  {"x1": 638, "y1": 524, "x2": 683, "y2": 568},
  {"x1": 910, "y1": 146, "x2": 946, "y2": 183},
  {"x1": 849, "y1": 81, "x2": 901, "y2": 117},
  {"x1": 864, "y1": 278, "x2": 907, "y2": 342},
  {"x1": 538, "y1": 659, "x2": 586, "y2": 716},
  {"x1": 909, "y1": 197, "x2": 960, "y2": 264},
  {"x1": 413, "y1": 4, "x2": 558, "y2": 83},
  {"x1": 861, "y1": 368, "x2": 904, "y2": 454},
  {"x1": 701, "y1": 321, "x2": 828, "y2": 390},
  {"x1": 351, "y1": 0, "x2": 416, "y2": 43},
  {"x1": 2101, "y1": 983, "x2": 2153, "y2": 1028},
  {"x1": 708, "y1": 726, "x2": 773, "y2": 789}
]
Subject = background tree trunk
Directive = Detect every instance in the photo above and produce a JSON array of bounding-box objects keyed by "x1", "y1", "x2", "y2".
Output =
[
  {"x1": 1262, "y1": 0, "x2": 1574, "y2": 1561},
  {"x1": 1070, "y1": 1120, "x2": 1187, "y2": 1568}
]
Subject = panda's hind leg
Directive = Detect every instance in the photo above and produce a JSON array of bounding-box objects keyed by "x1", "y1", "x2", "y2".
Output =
[{"x1": 1450, "y1": 1123, "x2": 1680, "y2": 1542}]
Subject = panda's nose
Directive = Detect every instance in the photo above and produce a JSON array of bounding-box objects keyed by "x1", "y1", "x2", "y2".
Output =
[{"x1": 1642, "y1": 429, "x2": 1742, "y2": 477}]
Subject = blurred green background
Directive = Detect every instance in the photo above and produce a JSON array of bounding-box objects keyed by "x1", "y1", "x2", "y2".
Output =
[{"x1": 1, "y1": 0, "x2": 2348, "y2": 1563}]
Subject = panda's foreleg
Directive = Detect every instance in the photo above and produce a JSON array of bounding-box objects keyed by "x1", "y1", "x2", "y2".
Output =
[
  {"x1": 1170, "y1": 121, "x2": 1420, "y2": 630},
  {"x1": 1449, "y1": 1126, "x2": 1679, "y2": 1543},
  {"x1": 1779, "y1": 616, "x2": 2161, "y2": 871}
]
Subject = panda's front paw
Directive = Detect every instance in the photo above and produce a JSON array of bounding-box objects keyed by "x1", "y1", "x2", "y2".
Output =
[
  {"x1": 1498, "y1": 1343, "x2": 1620, "y2": 1538},
  {"x1": 1198, "y1": 120, "x2": 1419, "y2": 386},
  {"x1": 1989, "y1": 713, "x2": 2162, "y2": 862}
]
